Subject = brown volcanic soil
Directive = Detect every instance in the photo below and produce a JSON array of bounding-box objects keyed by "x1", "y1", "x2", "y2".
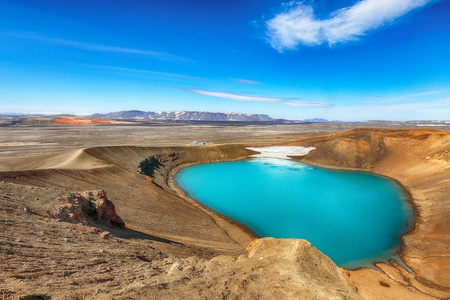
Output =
[
  {"x1": 52, "y1": 116, "x2": 135, "y2": 125},
  {"x1": 19, "y1": 116, "x2": 159, "y2": 126},
  {"x1": 287, "y1": 128, "x2": 450, "y2": 299},
  {"x1": 0, "y1": 124, "x2": 448, "y2": 299}
]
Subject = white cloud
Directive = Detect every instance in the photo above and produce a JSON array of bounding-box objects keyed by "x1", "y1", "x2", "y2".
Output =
[
  {"x1": 82, "y1": 64, "x2": 206, "y2": 81},
  {"x1": 231, "y1": 78, "x2": 260, "y2": 85},
  {"x1": 267, "y1": 0, "x2": 434, "y2": 51},
  {"x1": 284, "y1": 100, "x2": 331, "y2": 107},
  {"x1": 185, "y1": 88, "x2": 331, "y2": 107},
  {"x1": 187, "y1": 89, "x2": 283, "y2": 103},
  {"x1": 3, "y1": 32, "x2": 193, "y2": 63},
  {"x1": 368, "y1": 89, "x2": 446, "y2": 104},
  {"x1": 312, "y1": 97, "x2": 450, "y2": 121},
  {"x1": 378, "y1": 97, "x2": 450, "y2": 111}
]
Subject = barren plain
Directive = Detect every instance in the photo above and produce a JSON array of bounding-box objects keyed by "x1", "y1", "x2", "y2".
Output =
[{"x1": 0, "y1": 123, "x2": 449, "y2": 300}]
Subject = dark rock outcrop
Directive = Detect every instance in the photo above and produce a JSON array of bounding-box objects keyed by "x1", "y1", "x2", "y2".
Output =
[{"x1": 138, "y1": 152, "x2": 179, "y2": 178}]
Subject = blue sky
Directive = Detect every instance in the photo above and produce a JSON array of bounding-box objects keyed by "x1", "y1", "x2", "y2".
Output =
[{"x1": 0, "y1": 0, "x2": 449, "y2": 120}]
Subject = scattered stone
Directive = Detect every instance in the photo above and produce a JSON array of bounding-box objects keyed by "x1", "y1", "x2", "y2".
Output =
[
  {"x1": 100, "y1": 231, "x2": 111, "y2": 239},
  {"x1": 190, "y1": 141, "x2": 213, "y2": 146},
  {"x1": 20, "y1": 295, "x2": 51, "y2": 300},
  {"x1": 135, "y1": 253, "x2": 150, "y2": 262},
  {"x1": 91, "y1": 227, "x2": 102, "y2": 234},
  {"x1": 15, "y1": 238, "x2": 23, "y2": 242},
  {"x1": 182, "y1": 265, "x2": 194, "y2": 274},
  {"x1": 169, "y1": 262, "x2": 181, "y2": 274},
  {"x1": 427, "y1": 150, "x2": 450, "y2": 162}
]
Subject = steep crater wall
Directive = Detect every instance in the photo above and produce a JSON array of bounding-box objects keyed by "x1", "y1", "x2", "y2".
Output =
[{"x1": 286, "y1": 128, "x2": 450, "y2": 298}]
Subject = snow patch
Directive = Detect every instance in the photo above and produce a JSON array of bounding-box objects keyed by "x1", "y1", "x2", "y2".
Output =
[
  {"x1": 246, "y1": 146, "x2": 316, "y2": 159},
  {"x1": 416, "y1": 124, "x2": 448, "y2": 127}
]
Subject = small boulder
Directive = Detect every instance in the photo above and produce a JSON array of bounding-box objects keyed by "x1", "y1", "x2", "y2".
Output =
[
  {"x1": 90, "y1": 227, "x2": 102, "y2": 234},
  {"x1": 169, "y1": 262, "x2": 181, "y2": 274},
  {"x1": 20, "y1": 295, "x2": 51, "y2": 300}
]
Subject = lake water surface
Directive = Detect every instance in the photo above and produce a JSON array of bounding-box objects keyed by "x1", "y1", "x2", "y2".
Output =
[{"x1": 176, "y1": 158, "x2": 414, "y2": 268}]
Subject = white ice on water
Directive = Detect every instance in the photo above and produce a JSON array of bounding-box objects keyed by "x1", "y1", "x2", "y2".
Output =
[{"x1": 246, "y1": 146, "x2": 316, "y2": 159}]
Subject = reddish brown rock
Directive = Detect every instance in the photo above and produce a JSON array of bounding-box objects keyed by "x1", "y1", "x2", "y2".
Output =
[
  {"x1": 52, "y1": 116, "x2": 134, "y2": 125},
  {"x1": 54, "y1": 190, "x2": 125, "y2": 228},
  {"x1": 100, "y1": 231, "x2": 111, "y2": 239},
  {"x1": 93, "y1": 190, "x2": 125, "y2": 228},
  {"x1": 90, "y1": 227, "x2": 102, "y2": 234}
]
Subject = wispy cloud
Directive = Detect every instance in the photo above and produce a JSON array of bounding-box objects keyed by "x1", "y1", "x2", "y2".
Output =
[
  {"x1": 407, "y1": 90, "x2": 444, "y2": 98},
  {"x1": 368, "y1": 89, "x2": 446, "y2": 104},
  {"x1": 231, "y1": 78, "x2": 260, "y2": 85},
  {"x1": 377, "y1": 97, "x2": 450, "y2": 111},
  {"x1": 81, "y1": 64, "x2": 206, "y2": 81},
  {"x1": 284, "y1": 100, "x2": 331, "y2": 107},
  {"x1": 184, "y1": 88, "x2": 331, "y2": 107},
  {"x1": 319, "y1": 97, "x2": 450, "y2": 121},
  {"x1": 187, "y1": 89, "x2": 282, "y2": 103},
  {"x1": 3, "y1": 32, "x2": 194, "y2": 63},
  {"x1": 0, "y1": 111, "x2": 65, "y2": 115},
  {"x1": 266, "y1": 0, "x2": 435, "y2": 51}
]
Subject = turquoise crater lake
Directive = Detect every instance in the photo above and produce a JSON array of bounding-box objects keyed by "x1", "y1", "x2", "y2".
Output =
[{"x1": 176, "y1": 158, "x2": 414, "y2": 269}]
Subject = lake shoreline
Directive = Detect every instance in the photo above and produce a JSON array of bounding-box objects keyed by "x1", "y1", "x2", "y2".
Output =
[
  {"x1": 289, "y1": 157, "x2": 419, "y2": 268},
  {"x1": 168, "y1": 151, "x2": 417, "y2": 272},
  {"x1": 168, "y1": 156, "x2": 259, "y2": 250}
]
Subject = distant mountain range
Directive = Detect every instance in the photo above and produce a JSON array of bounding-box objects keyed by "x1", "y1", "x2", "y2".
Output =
[
  {"x1": 89, "y1": 110, "x2": 331, "y2": 123},
  {"x1": 90, "y1": 110, "x2": 274, "y2": 122},
  {"x1": 0, "y1": 110, "x2": 335, "y2": 125}
]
